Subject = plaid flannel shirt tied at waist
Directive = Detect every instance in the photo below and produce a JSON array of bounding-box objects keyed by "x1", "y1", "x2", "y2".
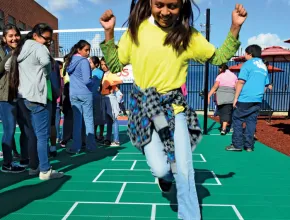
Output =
[{"x1": 127, "y1": 84, "x2": 203, "y2": 173}]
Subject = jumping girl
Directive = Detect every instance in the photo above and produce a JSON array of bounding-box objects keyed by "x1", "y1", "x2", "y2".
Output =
[{"x1": 99, "y1": 0, "x2": 247, "y2": 219}]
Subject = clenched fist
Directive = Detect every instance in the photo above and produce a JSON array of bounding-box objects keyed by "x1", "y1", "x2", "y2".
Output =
[
  {"x1": 232, "y1": 4, "x2": 247, "y2": 27},
  {"x1": 100, "y1": 10, "x2": 116, "y2": 31}
]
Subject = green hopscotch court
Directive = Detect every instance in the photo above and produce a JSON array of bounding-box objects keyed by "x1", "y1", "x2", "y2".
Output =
[{"x1": 0, "y1": 117, "x2": 290, "y2": 220}]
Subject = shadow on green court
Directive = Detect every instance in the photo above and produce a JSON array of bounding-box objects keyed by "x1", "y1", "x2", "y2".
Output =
[
  {"x1": 0, "y1": 144, "x2": 126, "y2": 219},
  {"x1": 162, "y1": 170, "x2": 235, "y2": 220}
]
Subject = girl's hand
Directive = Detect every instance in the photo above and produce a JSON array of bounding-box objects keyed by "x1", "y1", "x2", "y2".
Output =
[
  {"x1": 232, "y1": 4, "x2": 247, "y2": 27},
  {"x1": 100, "y1": 10, "x2": 116, "y2": 31}
]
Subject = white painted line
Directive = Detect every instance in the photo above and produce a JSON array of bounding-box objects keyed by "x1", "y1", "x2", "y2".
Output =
[
  {"x1": 92, "y1": 170, "x2": 105, "y2": 182},
  {"x1": 70, "y1": 202, "x2": 243, "y2": 219},
  {"x1": 62, "y1": 202, "x2": 79, "y2": 220},
  {"x1": 200, "y1": 154, "x2": 207, "y2": 162},
  {"x1": 151, "y1": 204, "x2": 156, "y2": 220},
  {"x1": 211, "y1": 171, "x2": 222, "y2": 186},
  {"x1": 92, "y1": 169, "x2": 221, "y2": 185},
  {"x1": 118, "y1": 153, "x2": 142, "y2": 154},
  {"x1": 112, "y1": 155, "x2": 118, "y2": 161},
  {"x1": 130, "y1": 160, "x2": 137, "y2": 170},
  {"x1": 103, "y1": 169, "x2": 149, "y2": 171},
  {"x1": 94, "y1": 181, "x2": 156, "y2": 184},
  {"x1": 232, "y1": 205, "x2": 244, "y2": 220},
  {"x1": 113, "y1": 153, "x2": 205, "y2": 162},
  {"x1": 78, "y1": 201, "x2": 239, "y2": 208},
  {"x1": 115, "y1": 183, "x2": 127, "y2": 203},
  {"x1": 93, "y1": 180, "x2": 217, "y2": 186},
  {"x1": 114, "y1": 160, "x2": 147, "y2": 162}
]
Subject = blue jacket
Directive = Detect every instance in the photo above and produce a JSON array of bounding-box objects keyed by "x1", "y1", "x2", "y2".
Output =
[
  {"x1": 50, "y1": 60, "x2": 61, "y2": 101},
  {"x1": 66, "y1": 55, "x2": 93, "y2": 96}
]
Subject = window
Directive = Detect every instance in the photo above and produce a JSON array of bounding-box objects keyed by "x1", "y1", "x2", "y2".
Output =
[
  {"x1": 17, "y1": 21, "x2": 26, "y2": 31},
  {"x1": 0, "y1": 10, "x2": 4, "y2": 31},
  {"x1": 8, "y1": 15, "x2": 15, "y2": 25}
]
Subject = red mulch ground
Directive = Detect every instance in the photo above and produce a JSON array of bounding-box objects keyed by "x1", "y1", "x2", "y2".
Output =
[{"x1": 210, "y1": 116, "x2": 290, "y2": 156}]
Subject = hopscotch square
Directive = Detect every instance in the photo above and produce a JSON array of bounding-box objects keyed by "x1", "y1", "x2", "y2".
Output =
[
  {"x1": 112, "y1": 153, "x2": 206, "y2": 163},
  {"x1": 62, "y1": 202, "x2": 244, "y2": 220},
  {"x1": 92, "y1": 169, "x2": 221, "y2": 185}
]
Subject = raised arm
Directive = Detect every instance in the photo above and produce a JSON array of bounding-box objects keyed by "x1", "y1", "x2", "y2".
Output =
[
  {"x1": 210, "y1": 4, "x2": 247, "y2": 65},
  {"x1": 99, "y1": 10, "x2": 131, "y2": 73}
]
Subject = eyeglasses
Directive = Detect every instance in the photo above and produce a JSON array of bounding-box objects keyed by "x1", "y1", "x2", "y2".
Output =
[{"x1": 40, "y1": 35, "x2": 52, "y2": 46}]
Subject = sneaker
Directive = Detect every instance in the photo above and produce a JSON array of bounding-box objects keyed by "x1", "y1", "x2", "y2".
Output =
[
  {"x1": 220, "y1": 130, "x2": 226, "y2": 135},
  {"x1": 20, "y1": 159, "x2": 29, "y2": 167},
  {"x1": 225, "y1": 145, "x2": 242, "y2": 152},
  {"x1": 245, "y1": 148, "x2": 254, "y2": 152},
  {"x1": 254, "y1": 134, "x2": 258, "y2": 140},
  {"x1": 0, "y1": 151, "x2": 3, "y2": 159},
  {"x1": 60, "y1": 141, "x2": 67, "y2": 148},
  {"x1": 100, "y1": 140, "x2": 111, "y2": 146},
  {"x1": 29, "y1": 167, "x2": 40, "y2": 176},
  {"x1": 1, "y1": 162, "x2": 26, "y2": 173},
  {"x1": 110, "y1": 141, "x2": 120, "y2": 147},
  {"x1": 39, "y1": 168, "x2": 64, "y2": 180},
  {"x1": 157, "y1": 178, "x2": 172, "y2": 193}
]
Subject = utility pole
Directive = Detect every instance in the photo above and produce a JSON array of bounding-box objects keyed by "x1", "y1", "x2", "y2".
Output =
[{"x1": 203, "y1": 8, "x2": 211, "y2": 135}]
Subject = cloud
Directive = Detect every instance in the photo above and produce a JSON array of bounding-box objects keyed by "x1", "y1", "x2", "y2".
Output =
[
  {"x1": 47, "y1": 0, "x2": 79, "y2": 11},
  {"x1": 247, "y1": 33, "x2": 290, "y2": 49}
]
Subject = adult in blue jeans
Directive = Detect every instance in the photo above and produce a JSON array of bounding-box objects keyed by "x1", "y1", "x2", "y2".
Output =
[
  {"x1": 226, "y1": 44, "x2": 270, "y2": 152},
  {"x1": 66, "y1": 40, "x2": 96, "y2": 153},
  {"x1": 8, "y1": 23, "x2": 64, "y2": 180}
]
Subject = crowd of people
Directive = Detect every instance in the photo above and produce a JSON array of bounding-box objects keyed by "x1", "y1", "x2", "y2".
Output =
[
  {"x1": 0, "y1": 0, "x2": 273, "y2": 219},
  {"x1": 0, "y1": 23, "x2": 125, "y2": 179}
]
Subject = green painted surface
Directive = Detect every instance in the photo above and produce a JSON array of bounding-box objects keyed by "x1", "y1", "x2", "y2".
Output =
[{"x1": 1, "y1": 118, "x2": 290, "y2": 219}]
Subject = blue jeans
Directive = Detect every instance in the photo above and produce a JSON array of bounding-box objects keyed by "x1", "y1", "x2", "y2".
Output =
[
  {"x1": 24, "y1": 100, "x2": 51, "y2": 172},
  {"x1": 70, "y1": 94, "x2": 96, "y2": 152},
  {"x1": 106, "y1": 114, "x2": 119, "y2": 142},
  {"x1": 17, "y1": 99, "x2": 38, "y2": 169},
  {"x1": 232, "y1": 102, "x2": 261, "y2": 149},
  {"x1": 0, "y1": 101, "x2": 17, "y2": 165},
  {"x1": 144, "y1": 113, "x2": 200, "y2": 220}
]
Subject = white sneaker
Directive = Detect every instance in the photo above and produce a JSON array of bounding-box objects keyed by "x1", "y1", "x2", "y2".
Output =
[
  {"x1": 110, "y1": 142, "x2": 120, "y2": 147},
  {"x1": 39, "y1": 168, "x2": 64, "y2": 180},
  {"x1": 0, "y1": 151, "x2": 3, "y2": 159}
]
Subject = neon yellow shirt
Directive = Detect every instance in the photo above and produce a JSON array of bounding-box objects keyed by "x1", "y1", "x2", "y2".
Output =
[
  {"x1": 101, "y1": 19, "x2": 241, "y2": 114},
  {"x1": 119, "y1": 20, "x2": 215, "y2": 93}
]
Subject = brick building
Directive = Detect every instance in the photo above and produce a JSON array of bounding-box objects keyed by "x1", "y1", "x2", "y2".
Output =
[{"x1": 0, "y1": 0, "x2": 58, "y2": 56}]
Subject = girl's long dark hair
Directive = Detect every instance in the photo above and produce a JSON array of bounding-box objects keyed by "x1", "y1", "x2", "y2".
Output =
[
  {"x1": 65, "y1": 40, "x2": 91, "y2": 69},
  {"x1": 125, "y1": 0, "x2": 199, "y2": 51},
  {"x1": 9, "y1": 23, "x2": 53, "y2": 100}
]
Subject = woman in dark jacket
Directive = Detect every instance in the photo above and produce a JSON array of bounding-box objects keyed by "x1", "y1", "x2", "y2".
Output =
[{"x1": 0, "y1": 24, "x2": 25, "y2": 173}]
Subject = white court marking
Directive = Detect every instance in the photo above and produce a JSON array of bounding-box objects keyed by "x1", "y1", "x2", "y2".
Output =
[
  {"x1": 112, "y1": 152, "x2": 207, "y2": 163},
  {"x1": 62, "y1": 202, "x2": 244, "y2": 220},
  {"x1": 92, "y1": 168, "x2": 222, "y2": 186}
]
